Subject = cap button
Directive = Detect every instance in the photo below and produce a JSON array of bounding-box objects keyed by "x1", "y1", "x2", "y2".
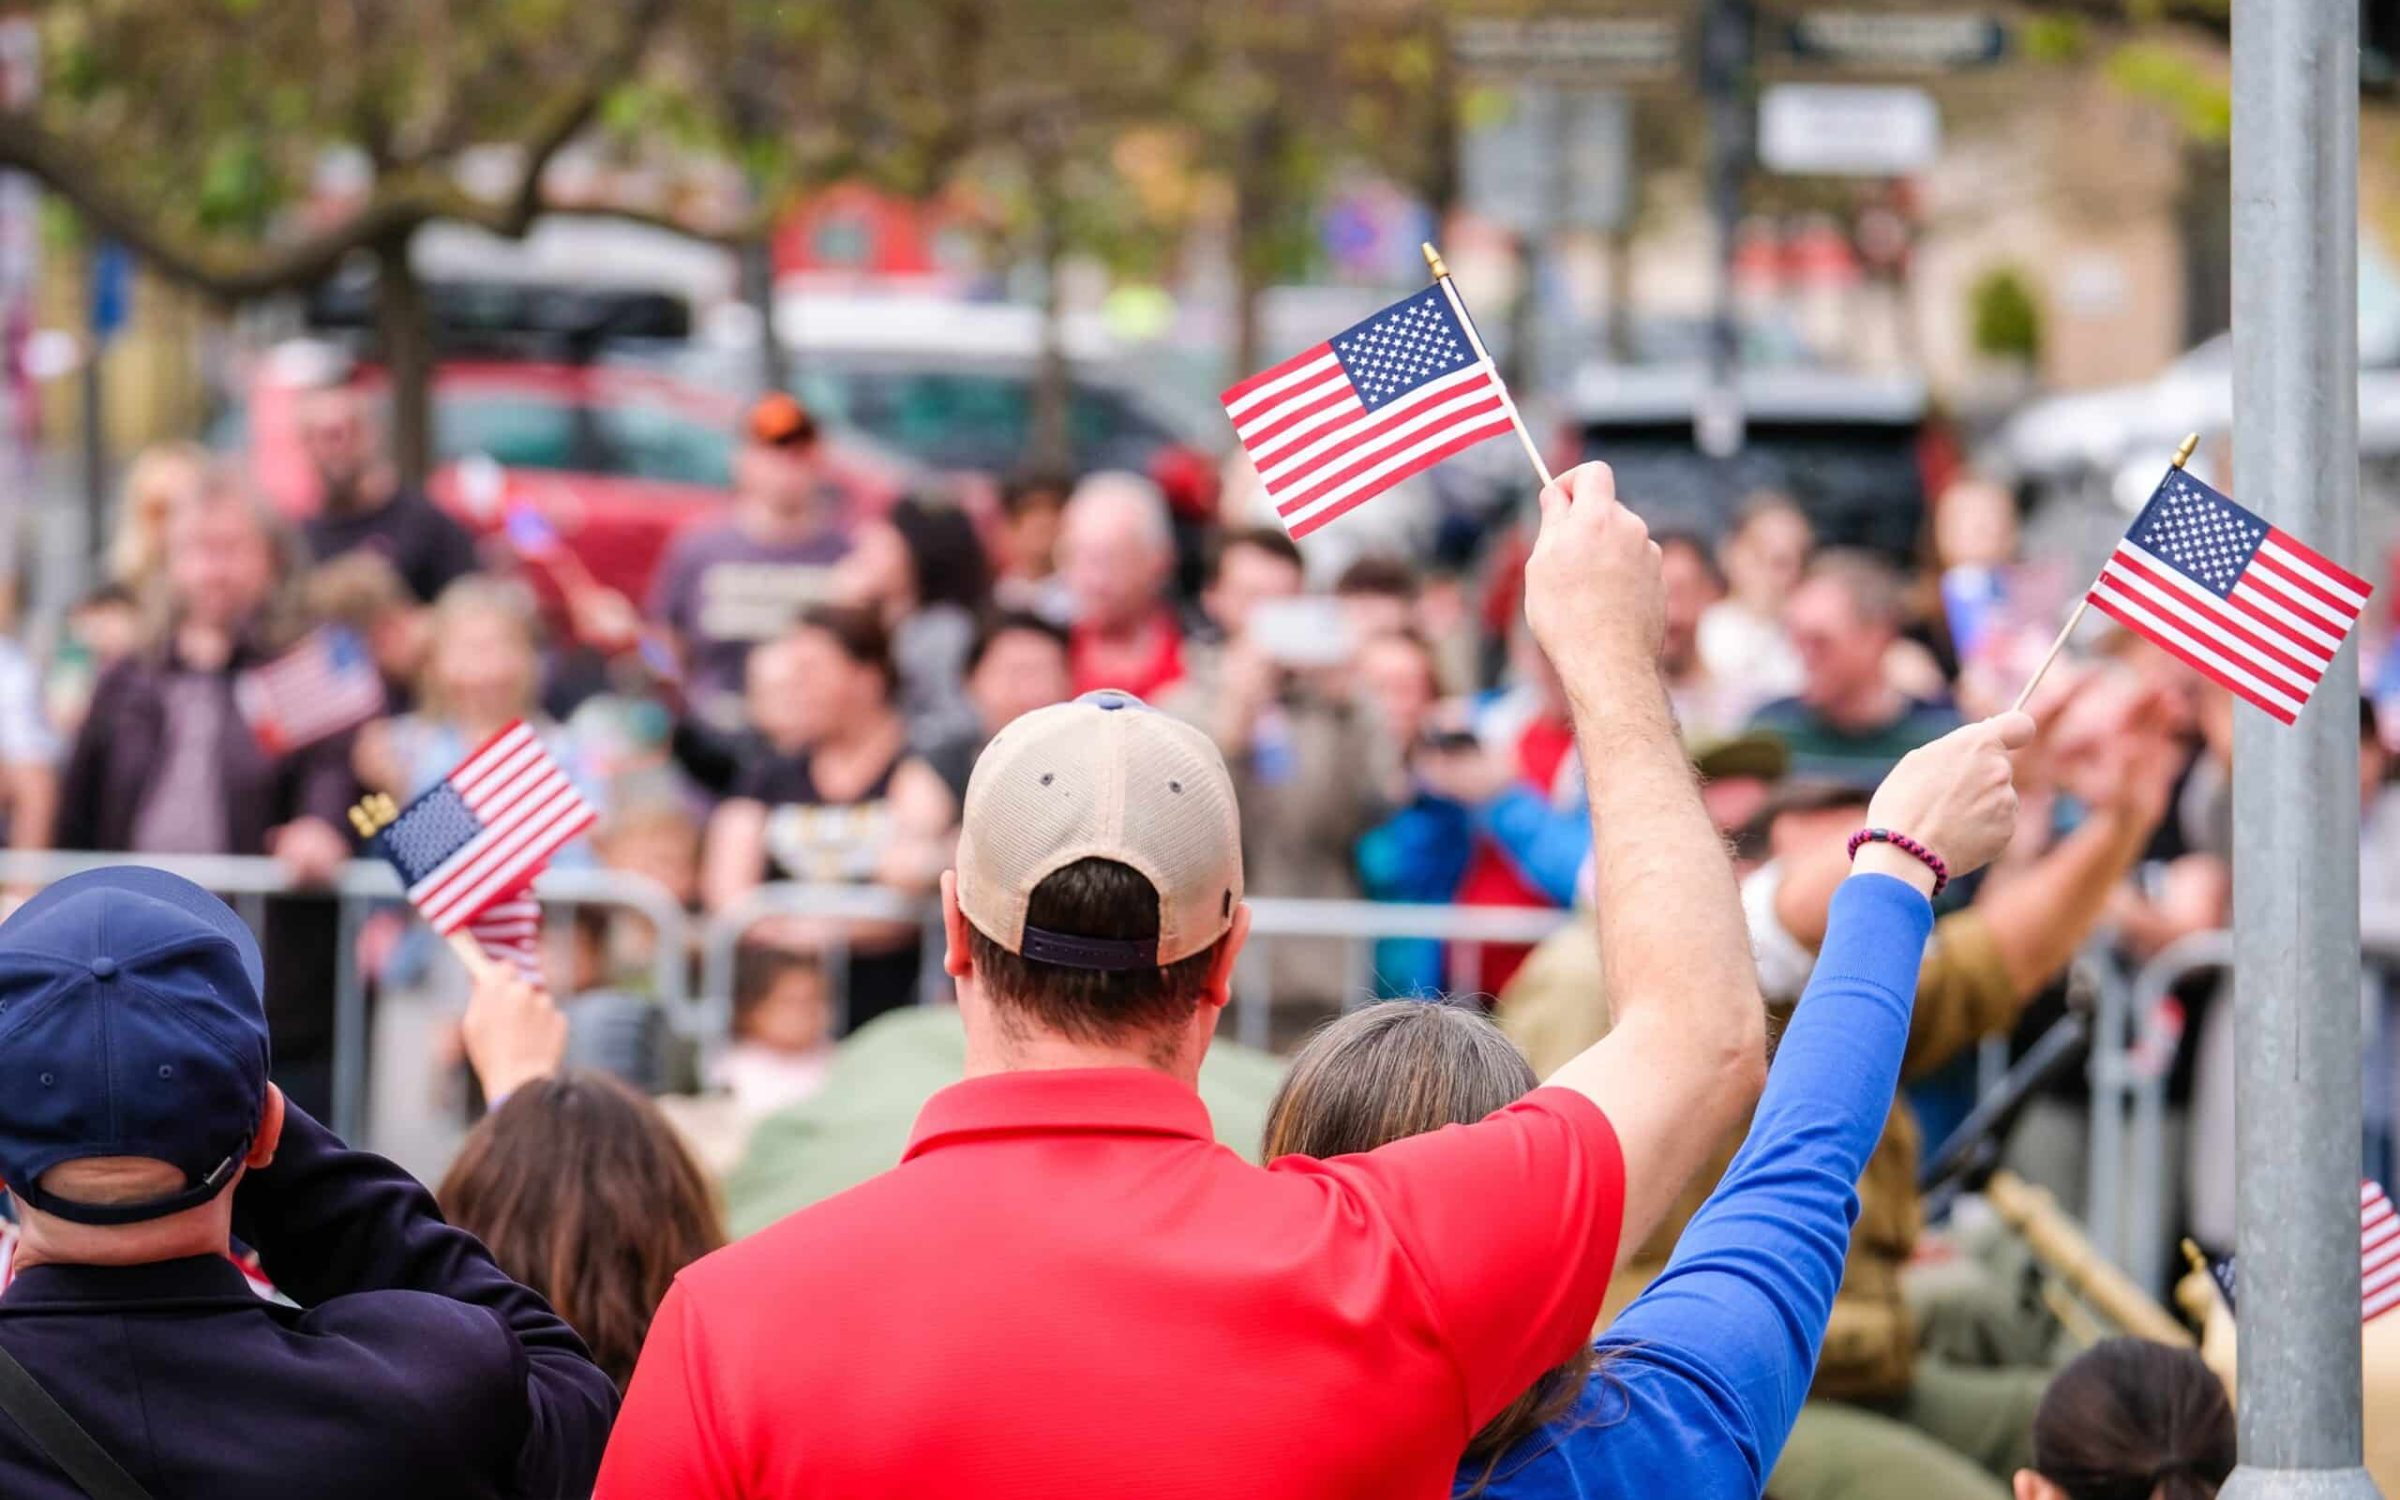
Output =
[{"x1": 88, "y1": 956, "x2": 118, "y2": 980}]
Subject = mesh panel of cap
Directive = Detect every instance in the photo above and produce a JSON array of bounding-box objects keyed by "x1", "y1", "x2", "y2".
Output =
[{"x1": 956, "y1": 696, "x2": 1242, "y2": 964}]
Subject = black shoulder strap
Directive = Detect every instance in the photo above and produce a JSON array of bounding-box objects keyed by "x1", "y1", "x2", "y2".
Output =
[{"x1": 0, "y1": 1337, "x2": 153, "y2": 1500}]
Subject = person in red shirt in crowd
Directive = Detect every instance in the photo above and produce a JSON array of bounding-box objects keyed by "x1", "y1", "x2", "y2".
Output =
[
  {"x1": 1058, "y1": 471, "x2": 1187, "y2": 699},
  {"x1": 594, "y1": 463, "x2": 1771, "y2": 1500}
]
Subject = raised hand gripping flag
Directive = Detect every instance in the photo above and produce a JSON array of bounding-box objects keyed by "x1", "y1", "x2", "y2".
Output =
[
  {"x1": 371, "y1": 721, "x2": 596, "y2": 936},
  {"x1": 465, "y1": 895, "x2": 545, "y2": 983},
  {"x1": 233, "y1": 629, "x2": 385, "y2": 755},
  {"x1": 1223, "y1": 283, "x2": 1520, "y2": 541},
  {"x1": 2086, "y1": 466, "x2": 2372, "y2": 723}
]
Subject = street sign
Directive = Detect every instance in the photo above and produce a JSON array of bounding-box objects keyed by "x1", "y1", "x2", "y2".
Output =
[
  {"x1": 1460, "y1": 85, "x2": 1632, "y2": 235},
  {"x1": 1450, "y1": 16, "x2": 1682, "y2": 83},
  {"x1": 1780, "y1": 12, "x2": 2008, "y2": 70},
  {"x1": 1757, "y1": 83, "x2": 1940, "y2": 177}
]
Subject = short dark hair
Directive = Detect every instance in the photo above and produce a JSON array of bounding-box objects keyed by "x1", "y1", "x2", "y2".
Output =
[
  {"x1": 966, "y1": 858, "x2": 1222, "y2": 1051},
  {"x1": 1207, "y1": 525, "x2": 1304, "y2": 583},
  {"x1": 2029, "y1": 1338, "x2": 2233, "y2": 1500},
  {"x1": 1000, "y1": 470, "x2": 1075, "y2": 519},
  {"x1": 1333, "y1": 554, "x2": 1420, "y2": 602},
  {"x1": 966, "y1": 607, "x2": 1070, "y2": 675},
  {"x1": 888, "y1": 495, "x2": 993, "y2": 613},
  {"x1": 1652, "y1": 528, "x2": 1725, "y2": 589},
  {"x1": 796, "y1": 602, "x2": 897, "y2": 693}
]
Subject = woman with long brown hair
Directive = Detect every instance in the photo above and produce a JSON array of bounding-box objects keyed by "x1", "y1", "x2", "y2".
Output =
[
  {"x1": 2014, "y1": 1340, "x2": 2233, "y2": 1500},
  {"x1": 440, "y1": 1070, "x2": 724, "y2": 1389},
  {"x1": 1265, "y1": 719, "x2": 2020, "y2": 1497}
]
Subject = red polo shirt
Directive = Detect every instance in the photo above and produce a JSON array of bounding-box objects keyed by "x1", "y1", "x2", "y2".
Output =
[{"x1": 596, "y1": 1067, "x2": 1625, "y2": 1500}]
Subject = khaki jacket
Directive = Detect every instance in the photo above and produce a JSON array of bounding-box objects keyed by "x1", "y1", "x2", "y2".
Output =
[{"x1": 1498, "y1": 904, "x2": 2017, "y2": 1398}]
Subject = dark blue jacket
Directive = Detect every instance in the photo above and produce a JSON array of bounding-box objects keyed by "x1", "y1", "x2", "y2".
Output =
[{"x1": 0, "y1": 1105, "x2": 617, "y2": 1499}]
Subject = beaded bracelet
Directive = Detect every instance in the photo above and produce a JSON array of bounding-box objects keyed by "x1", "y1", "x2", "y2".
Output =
[{"x1": 1846, "y1": 827, "x2": 1949, "y2": 899}]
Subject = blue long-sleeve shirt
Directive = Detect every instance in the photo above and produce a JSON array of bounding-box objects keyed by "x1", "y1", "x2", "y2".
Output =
[{"x1": 1457, "y1": 872, "x2": 1933, "y2": 1500}]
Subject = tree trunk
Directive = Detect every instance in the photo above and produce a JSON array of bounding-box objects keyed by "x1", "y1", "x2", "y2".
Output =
[
  {"x1": 1026, "y1": 146, "x2": 1072, "y2": 476},
  {"x1": 372, "y1": 229, "x2": 433, "y2": 490},
  {"x1": 1230, "y1": 107, "x2": 1288, "y2": 382},
  {"x1": 741, "y1": 231, "x2": 787, "y2": 395}
]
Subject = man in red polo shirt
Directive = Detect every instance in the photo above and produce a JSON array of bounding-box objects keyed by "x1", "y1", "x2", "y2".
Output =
[{"x1": 596, "y1": 462, "x2": 1771, "y2": 1499}]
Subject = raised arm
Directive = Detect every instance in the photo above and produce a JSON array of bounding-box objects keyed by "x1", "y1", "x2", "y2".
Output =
[{"x1": 1525, "y1": 462, "x2": 1768, "y2": 1262}]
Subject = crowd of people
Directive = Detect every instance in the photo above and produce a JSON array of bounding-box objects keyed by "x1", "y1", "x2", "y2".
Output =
[{"x1": 0, "y1": 360, "x2": 2382, "y2": 1497}]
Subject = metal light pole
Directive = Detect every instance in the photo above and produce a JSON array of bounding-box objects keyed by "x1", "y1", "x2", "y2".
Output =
[{"x1": 2224, "y1": 3, "x2": 2379, "y2": 1497}]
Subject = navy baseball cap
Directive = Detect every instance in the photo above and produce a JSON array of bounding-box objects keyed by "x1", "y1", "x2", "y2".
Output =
[{"x1": 0, "y1": 867, "x2": 271, "y2": 1227}]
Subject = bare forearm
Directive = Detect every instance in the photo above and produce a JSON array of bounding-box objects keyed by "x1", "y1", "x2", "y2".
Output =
[
  {"x1": 8, "y1": 764, "x2": 54, "y2": 853},
  {"x1": 1975, "y1": 807, "x2": 2152, "y2": 997}
]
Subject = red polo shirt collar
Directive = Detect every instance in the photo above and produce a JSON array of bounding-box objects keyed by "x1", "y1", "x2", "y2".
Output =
[{"x1": 904, "y1": 1067, "x2": 1215, "y2": 1161}]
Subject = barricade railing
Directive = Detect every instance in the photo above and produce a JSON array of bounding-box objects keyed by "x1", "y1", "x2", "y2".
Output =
[
  {"x1": 697, "y1": 884, "x2": 1578, "y2": 1058},
  {"x1": 0, "y1": 853, "x2": 692, "y2": 1148},
  {"x1": 2090, "y1": 919, "x2": 2400, "y2": 1299}
]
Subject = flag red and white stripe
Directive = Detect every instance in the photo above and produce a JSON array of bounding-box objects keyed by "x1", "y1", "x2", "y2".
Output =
[
  {"x1": 411, "y1": 722, "x2": 596, "y2": 934},
  {"x1": 234, "y1": 629, "x2": 385, "y2": 754},
  {"x1": 2085, "y1": 467, "x2": 2371, "y2": 724},
  {"x1": 1223, "y1": 283, "x2": 1519, "y2": 540},
  {"x1": 467, "y1": 896, "x2": 545, "y2": 984},
  {"x1": 2367, "y1": 1178, "x2": 2399, "y2": 1324}
]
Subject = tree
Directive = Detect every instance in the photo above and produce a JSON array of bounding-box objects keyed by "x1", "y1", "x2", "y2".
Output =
[{"x1": 0, "y1": 0, "x2": 676, "y2": 483}]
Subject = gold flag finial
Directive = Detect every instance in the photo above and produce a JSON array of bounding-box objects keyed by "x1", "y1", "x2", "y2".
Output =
[
  {"x1": 347, "y1": 793, "x2": 399, "y2": 841},
  {"x1": 2172, "y1": 432, "x2": 2200, "y2": 470},
  {"x1": 1421, "y1": 242, "x2": 1450, "y2": 282}
]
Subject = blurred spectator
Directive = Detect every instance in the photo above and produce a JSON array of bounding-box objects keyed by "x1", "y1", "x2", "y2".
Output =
[
  {"x1": 444, "y1": 958, "x2": 722, "y2": 1393},
  {"x1": 108, "y1": 439, "x2": 208, "y2": 592},
  {"x1": 43, "y1": 581, "x2": 142, "y2": 738},
  {"x1": 295, "y1": 380, "x2": 482, "y2": 604},
  {"x1": 1701, "y1": 490, "x2": 1812, "y2": 706},
  {"x1": 922, "y1": 609, "x2": 1073, "y2": 800},
  {"x1": 304, "y1": 551, "x2": 431, "y2": 710},
  {"x1": 1197, "y1": 526, "x2": 1305, "y2": 644},
  {"x1": 2016, "y1": 1340, "x2": 2232, "y2": 1500},
  {"x1": 648, "y1": 393, "x2": 852, "y2": 731},
  {"x1": 1657, "y1": 529, "x2": 1746, "y2": 742},
  {"x1": 549, "y1": 903, "x2": 678, "y2": 1095},
  {"x1": 712, "y1": 941, "x2": 838, "y2": 1117},
  {"x1": 1417, "y1": 633, "x2": 1590, "y2": 994},
  {"x1": 702, "y1": 605, "x2": 956, "y2": 1030},
  {"x1": 1059, "y1": 471, "x2": 1185, "y2": 698},
  {"x1": 1333, "y1": 554, "x2": 1422, "y2": 643},
  {"x1": 837, "y1": 493, "x2": 993, "y2": 747},
  {"x1": 0, "y1": 595, "x2": 59, "y2": 864},
  {"x1": 1354, "y1": 629, "x2": 1472, "y2": 996},
  {"x1": 1750, "y1": 549, "x2": 1962, "y2": 786},
  {"x1": 0, "y1": 872, "x2": 617, "y2": 1498},
  {"x1": 58, "y1": 471, "x2": 359, "y2": 1115},
  {"x1": 353, "y1": 576, "x2": 601, "y2": 837},
  {"x1": 992, "y1": 470, "x2": 1073, "y2": 619}
]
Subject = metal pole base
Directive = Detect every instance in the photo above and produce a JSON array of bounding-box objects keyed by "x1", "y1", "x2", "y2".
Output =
[{"x1": 2218, "y1": 1466, "x2": 2385, "y2": 1500}]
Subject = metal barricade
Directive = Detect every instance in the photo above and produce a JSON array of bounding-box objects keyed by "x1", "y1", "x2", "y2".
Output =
[
  {"x1": 698, "y1": 883, "x2": 1578, "y2": 1058},
  {"x1": 0, "y1": 852, "x2": 691, "y2": 1148}
]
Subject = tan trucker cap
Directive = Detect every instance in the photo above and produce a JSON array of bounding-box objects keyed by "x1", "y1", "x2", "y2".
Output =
[{"x1": 956, "y1": 690, "x2": 1243, "y2": 969}]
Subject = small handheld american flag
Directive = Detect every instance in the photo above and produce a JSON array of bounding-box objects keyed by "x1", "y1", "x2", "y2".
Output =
[
  {"x1": 2085, "y1": 462, "x2": 2372, "y2": 723},
  {"x1": 1222, "y1": 247, "x2": 1542, "y2": 541},
  {"x1": 354, "y1": 721, "x2": 595, "y2": 978},
  {"x1": 2189, "y1": 1179, "x2": 2397, "y2": 1325},
  {"x1": 234, "y1": 629, "x2": 385, "y2": 755},
  {"x1": 465, "y1": 895, "x2": 545, "y2": 984}
]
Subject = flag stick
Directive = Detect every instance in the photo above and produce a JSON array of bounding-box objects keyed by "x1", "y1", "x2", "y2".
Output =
[
  {"x1": 2007, "y1": 431, "x2": 2202, "y2": 714},
  {"x1": 446, "y1": 930, "x2": 498, "y2": 982},
  {"x1": 1423, "y1": 242, "x2": 1555, "y2": 490}
]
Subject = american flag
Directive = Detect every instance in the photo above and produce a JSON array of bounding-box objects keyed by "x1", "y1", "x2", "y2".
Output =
[
  {"x1": 1222, "y1": 284, "x2": 1518, "y2": 540},
  {"x1": 2199, "y1": 1179, "x2": 2398, "y2": 1325},
  {"x1": 466, "y1": 895, "x2": 545, "y2": 983},
  {"x1": 371, "y1": 721, "x2": 596, "y2": 935},
  {"x1": 2086, "y1": 466, "x2": 2372, "y2": 724},
  {"x1": 233, "y1": 629, "x2": 385, "y2": 755}
]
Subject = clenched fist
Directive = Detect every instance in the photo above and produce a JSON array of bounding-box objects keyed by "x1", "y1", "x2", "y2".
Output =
[
  {"x1": 1522, "y1": 462, "x2": 1665, "y2": 695},
  {"x1": 1863, "y1": 712, "x2": 2036, "y2": 885}
]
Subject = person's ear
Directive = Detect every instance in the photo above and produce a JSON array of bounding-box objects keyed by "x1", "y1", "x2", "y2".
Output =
[
  {"x1": 941, "y1": 870, "x2": 972, "y2": 979},
  {"x1": 1201, "y1": 905, "x2": 1251, "y2": 1011},
  {"x1": 247, "y1": 1085, "x2": 286, "y2": 1169},
  {"x1": 2012, "y1": 1468, "x2": 2056, "y2": 1500}
]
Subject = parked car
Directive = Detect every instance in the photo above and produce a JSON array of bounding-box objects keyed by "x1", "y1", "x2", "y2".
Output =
[{"x1": 225, "y1": 353, "x2": 913, "y2": 606}]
